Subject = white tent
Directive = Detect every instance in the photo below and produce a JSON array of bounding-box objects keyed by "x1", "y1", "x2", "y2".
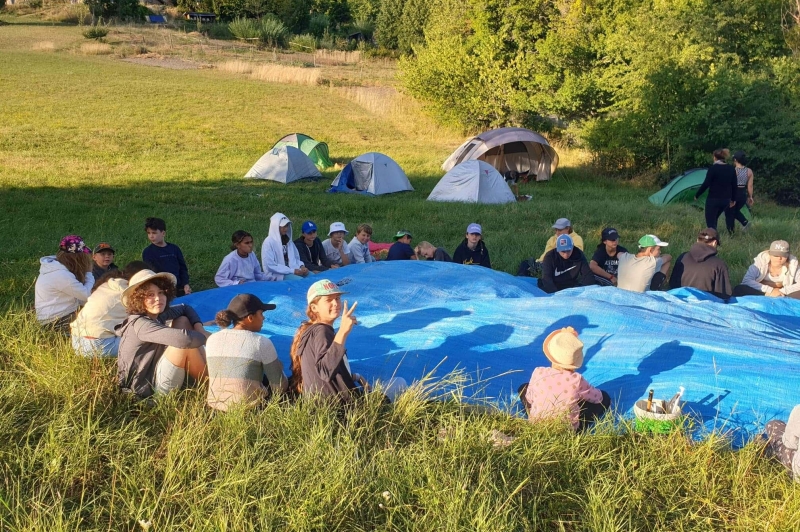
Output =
[
  {"x1": 427, "y1": 160, "x2": 516, "y2": 204},
  {"x1": 442, "y1": 127, "x2": 559, "y2": 181},
  {"x1": 245, "y1": 146, "x2": 322, "y2": 183},
  {"x1": 329, "y1": 152, "x2": 413, "y2": 195}
]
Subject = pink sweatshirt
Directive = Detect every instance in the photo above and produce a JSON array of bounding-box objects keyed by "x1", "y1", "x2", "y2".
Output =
[{"x1": 525, "y1": 366, "x2": 603, "y2": 429}]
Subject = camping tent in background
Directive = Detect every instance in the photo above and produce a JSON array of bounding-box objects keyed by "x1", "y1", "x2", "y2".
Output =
[
  {"x1": 272, "y1": 133, "x2": 333, "y2": 170},
  {"x1": 329, "y1": 152, "x2": 414, "y2": 195},
  {"x1": 649, "y1": 168, "x2": 752, "y2": 221},
  {"x1": 442, "y1": 127, "x2": 560, "y2": 181},
  {"x1": 428, "y1": 160, "x2": 516, "y2": 204},
  {"x1": 244, "y1": 146, "x2": 322, "y2": 184}
]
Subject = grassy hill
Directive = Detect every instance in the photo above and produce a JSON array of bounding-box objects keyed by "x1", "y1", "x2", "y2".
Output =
[{"x1": 1, "y1": 20, "x2": 799, "y2": 530}]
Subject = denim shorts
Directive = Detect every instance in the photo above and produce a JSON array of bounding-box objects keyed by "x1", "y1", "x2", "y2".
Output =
[
  {"x1": 71, "y1": 335, "x2": 120, "y2": 357},
  {"x1": 153, "y1": 354, "x2": 186, "y2": 395}
]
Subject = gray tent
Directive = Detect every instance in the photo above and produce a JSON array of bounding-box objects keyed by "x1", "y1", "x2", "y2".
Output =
[
  {"x1": 329, "y1": 152, "x2": 413, "y2": 195},
  {"x1": 428, "y1": 160, "x2": 516, "y2": 204},
  {"x1": 244, "y1": 146, "x2": 322, "y2": 183},
  {"x1": 442, "y1": 127, "x2": 559, "y2": 181}
]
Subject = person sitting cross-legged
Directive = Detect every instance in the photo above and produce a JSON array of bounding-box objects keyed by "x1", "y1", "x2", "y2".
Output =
[
  {"x1": 617, "y1": 235, "x2": 672, "y2": 293},
  {"x1": 295, "y1": 221, "x2": 334, "y2": 273},
  {"x1": 589, "y1": 227, "x2": 628, "y2": 286},
  {"x1": 732, "y1": 240, "x2": 800, "y2": 298},
  {"x1": 669, "y1": 228, "x2": 732, "y2": 299},
  {"x1": 537, "y1": 234, "x2": 595, "y2": 294},
  {"x1": 763, "y1": 405, "x2": 800, "y2": 483}
]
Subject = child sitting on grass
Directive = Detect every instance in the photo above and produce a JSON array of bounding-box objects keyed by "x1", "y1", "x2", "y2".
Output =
[
  {"x1": 215, "y1": 230, "x2": 276, "y2": 287},
  {"x1": 414, "y1": 241, "x2": 452, "y2": 262},
  {"x1": 142, "y1": 217, "x2": 192, "y2": 295},
  {"x1": 206, "y1": 294, "x2": 288, "y2": 411},
  {"x1": 520, "y1": 327, "x2": 611, "y2": 431},
  {"x1": 35, "y1": 235, "x2": 95, "y2": 332},
  {"x1": 764, "y1": 405, "x2": 800, "y2": 483},
  {"x1": 348, "y1": 223, "x2": 375, "y2": 264}
]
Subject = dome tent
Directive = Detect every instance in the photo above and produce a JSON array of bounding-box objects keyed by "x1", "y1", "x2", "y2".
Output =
[
  {"x1": 329, "y1": 152, "x2": 413, "y2": 196},
  {"x1": 244, "y1": 146, "x2": 322, "y2": 184},
  {"x1": 272, "y1": 133, "x2": 333, "y2": 170},
  {"x1": 649, "y1": 168, "x2": 752, "y2": 221},
  {"x1": 443, "y1": 127, "x2": 559, "y2": 181},
  {"x1": 428, "y1": 160, "x2": 516, "y2": 204}
]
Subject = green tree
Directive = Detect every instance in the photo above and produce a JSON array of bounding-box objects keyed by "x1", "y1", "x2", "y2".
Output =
[{"x1": 376, "y1": 0, "x2": 406, "y2": 49}]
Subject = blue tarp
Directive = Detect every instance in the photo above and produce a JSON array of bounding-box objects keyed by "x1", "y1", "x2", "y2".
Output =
[{"x1": 180, "y1": 261, "x2": 800, "y2": 446}]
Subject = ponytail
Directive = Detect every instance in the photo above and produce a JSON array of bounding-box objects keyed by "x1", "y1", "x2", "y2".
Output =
[
  {"x1": 215, "y1": 309, "x2": 238, "y2": 328},
  {"x1": 231, "y1": 230, "x2": 252, "y2": 251},
  {"x1": 288, "y1": 302, "x2": 321, "y2": 395}
]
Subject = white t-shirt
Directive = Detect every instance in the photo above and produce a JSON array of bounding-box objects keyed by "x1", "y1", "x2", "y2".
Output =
[
  {"x1": 322, "y1": 239, "x2": 351, "y2": 266},
  {"x1": 617, "y1": 252, "x2": 663, "y2": 293}
]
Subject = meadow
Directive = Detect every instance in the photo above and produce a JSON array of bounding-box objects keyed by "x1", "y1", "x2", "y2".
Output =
[{"x1": 1, "y1": 19, "x2": 799, "y2": 530}]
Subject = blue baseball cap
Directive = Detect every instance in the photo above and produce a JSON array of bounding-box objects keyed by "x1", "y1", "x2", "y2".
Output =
[
  {"x1": 466, "y1": 223, "x2": 482, "y2": 235},
  {"x1": 302, "y1": 221, "x2": 317, "y2": 234},
  {"x1": 556, "y1": 234, "x2": 574, "y2": 252}
]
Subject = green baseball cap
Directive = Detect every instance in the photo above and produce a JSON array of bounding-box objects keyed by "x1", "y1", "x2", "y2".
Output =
[
  {"x1": 393, "y1": 230, "x2": 413, "y2": 241},
  {"x1": 638, "y1": 234, "x2": 669, "y2": 248},
  {"x1": 306, "y1": 279, "x2": 348, "y2": 304}
]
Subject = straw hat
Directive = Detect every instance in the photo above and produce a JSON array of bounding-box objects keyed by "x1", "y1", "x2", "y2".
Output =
[
  {"x1": 543, "y1": 327, "x2": 584, "y2": 370},
  {"x1": 121, "y1": 269, "x2": 176, "y2": 308}
]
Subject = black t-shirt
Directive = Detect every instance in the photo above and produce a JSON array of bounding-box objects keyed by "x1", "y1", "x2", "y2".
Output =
[{"x1": 591, "y1": 245, "x2": 628, "y2": 276}]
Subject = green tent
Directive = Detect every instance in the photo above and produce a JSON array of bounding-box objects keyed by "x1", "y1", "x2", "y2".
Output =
[
  {"x1": 649, "y1": 168, "x2": 752, "y2": 221},
  {"x1": 272, "y1": 133, "x2": 333, "y2": 170}
]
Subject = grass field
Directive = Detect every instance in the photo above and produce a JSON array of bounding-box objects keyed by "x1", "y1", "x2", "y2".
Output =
[{"x1": 1, "y1": 19, "x2": 800, "y2": 530}]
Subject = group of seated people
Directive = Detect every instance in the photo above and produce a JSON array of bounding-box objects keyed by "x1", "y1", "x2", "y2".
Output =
[{"x1": 517, "y1": 217, "x2": 800, "y2": 300}]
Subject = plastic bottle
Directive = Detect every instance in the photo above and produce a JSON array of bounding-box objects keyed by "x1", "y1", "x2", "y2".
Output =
[{"x1": 667, "y1": 386, "x2": 685, "y2": 414}]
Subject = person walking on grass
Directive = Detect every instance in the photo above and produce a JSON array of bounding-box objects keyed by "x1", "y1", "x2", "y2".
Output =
[
  {"x1": 215, "y1": 230, "x2": 276, "y2": 287},
  {"x1": 617, "y1": 235, "x2": 672, "y2": 293},
  {"x1": 668, "y1": 228, "x2": 732, "y2": 299},
  {"x1": 732, "y1": 240, "x2": 800, "y2": 298},
  {"x1": 261, "y1": 212, "x2": 309, "y2": 280},
  {"x1": 117, "y1": 270, "x2": 209, "y2": 399},
  {"x1": 519, "y1": 326, "x2": 611, "y2": 432},
  {"x1": 589, "y1": 227, "x2": 627, "y2": 286},
  {"x1": 35, "y1": 235, "x2": 95, "y2": 332},
  {"x1": 206, "y1": 294, "x2": 288, "y2": 411},
  {"x1": 694, "y1": 149, "x2": 736, "y2": 234},
  {"x1": 453, "y1": 223, "x2": 491, "y2": 268},
  {"x1": 727, "y1": 150, "x2": 754, "y2": 234}
]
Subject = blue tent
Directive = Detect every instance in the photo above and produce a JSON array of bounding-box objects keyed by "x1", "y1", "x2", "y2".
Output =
[{"x1": 329, "y1": 152, "x2": 413, "y2": 195}]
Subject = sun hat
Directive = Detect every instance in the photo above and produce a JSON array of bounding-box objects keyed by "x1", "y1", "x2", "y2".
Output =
[
  {"x1": 121, "y1": 269, "x2": 177, "y2": 308},
  {"x1": 697, "y1": 228, "x2": 719, "y2": 244},
  {"x1": 393, "y1": 230, "x2": 413, "y2": 241},
  {"x1": 59, "y1": 235, "x2": 90, "y2": 254},
  {"x1": 93, "y1": 242, "x2": 115, "y2": 254},
  {"x1": 307, "y1": 278, "x2": 348, "y2": 304},
  {"x1": 638, "y1": 234, "x2": 669, "y2": 248},
  {"x1": 769, "y1": 240, "x2": 790, "y2": 258},
  {"x1": 552, "y1": 218, "x2": 571, "y2": 230},
  {"x1": 466, "y1": 223, "x2": 482, "y2": 235},
  {"x1": 543, "y1": 327, "x2": 584, "y2": 370},
  {"x1": 556, "y1": 234, "x2": 574, "y2": 252},
  {"x1": 226, "y1": 293, "x2": 276, "y2": 319},
  {"x1": 601, "y1": 228, "x2": 619, "y2": 241},
  {"x1": 301, "y1": 221, "x2": 317, "y2": 234},
  {"x1": 329, "y1": 222, "x2": 348, "y2": 236}
]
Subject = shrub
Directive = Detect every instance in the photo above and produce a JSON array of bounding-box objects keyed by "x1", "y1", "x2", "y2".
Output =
[
  {"x1": 290, "y1": 33, "x2": 317, "y2": 52},
  {"x1": 82, "y1": 25, "x2": 109, "y2": 40},
  {"x1": 308, "y1": 12, "x2": 329, "y2": 37},
  {"x1": 259, "y1": 17, "x2": 288, "y2": 47},
  {"x1": 84, "y1": 0, "x2": 144, "y2": 20},
  {"x1": 349, "y1": 16, "x2": 374, "y2": 41},
  {"x1": 199, "y1": 22, "x2": 234, "y2": 40},
  {"x1": 228, "y1": 16, "x2": 260, "y2": 40}
]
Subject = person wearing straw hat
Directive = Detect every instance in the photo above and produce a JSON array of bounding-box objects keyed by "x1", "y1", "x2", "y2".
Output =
[
  {"x1": 116, "y1": 269, "x2": 209, "y2": 399},
  {"x1": 732, "y1": 240, "x2": 800, "y2": 298},
  {"x1": 616, "y1": 234, "x2": 672, "y2": 292},
  {"x1": 287, "y1": 279, "x2": 406, "y2": 404},
  {"x1": 387, "y1": 229, "x2": 417, "y2": 261},
  {"x1": 520, "y1": 326, "x2": 610, "y2": 431}
]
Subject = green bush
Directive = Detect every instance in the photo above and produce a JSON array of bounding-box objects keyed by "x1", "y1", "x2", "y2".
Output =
[
  {"x1": 82, "y1": 25, "x2": 109, "y2": 39},
  {"x1": 83, "y1": 0, "x2": 144, "y2": 20},
  {"x1": 259, "y1": 16, "x2": 288, "y2": 47},
  {"x1": 290, "y1": 33, "x2": 317, "y2": 51},
  {"x1": 308, "y1": 12, "x2": 329, "y2": 37},
  {"x1": 375, "y1": 0, "x2": 405, "y2": 49},
  {"x1": 350, "y1": 16, "x2": 374, "y2": 41},
  {"x1": 229, "y1": 16, "x2": 260, "y2": 40},
  {"x1": 198, "y1": 22, "x2": 234, "y2": 39}
]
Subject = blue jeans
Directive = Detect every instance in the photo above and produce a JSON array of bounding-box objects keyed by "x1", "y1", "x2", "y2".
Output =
[{"x1": 71, "y1": 335, "x2": 119, "y2": 357}]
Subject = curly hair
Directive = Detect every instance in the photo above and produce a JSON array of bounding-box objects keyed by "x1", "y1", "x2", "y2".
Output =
[
  {"x1": 287, "y1": 300, "x2": 322, "y2": 395},
  {"x1": 126, "y1": 277, "x2": 176, "y2": 315}
]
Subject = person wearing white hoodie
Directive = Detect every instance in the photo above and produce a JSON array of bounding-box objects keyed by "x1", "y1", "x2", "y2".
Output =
[
  {"x1": 35, "y1": 235, "x2": 95, "y2": 332},
  {"x1": 261, "y1": 213, "x2": 309, "y2": 281},
  {"x1": 732, "y1": 240, "x2": 800, "y2": 298}
]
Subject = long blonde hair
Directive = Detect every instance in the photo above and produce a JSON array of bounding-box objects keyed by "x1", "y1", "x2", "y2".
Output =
[
  {"x1": 288, "y1": 300, "x2": 321, "y2": 395},
  {"x1": 55, "y1": 250, "x2": 92, "y2": 284}
]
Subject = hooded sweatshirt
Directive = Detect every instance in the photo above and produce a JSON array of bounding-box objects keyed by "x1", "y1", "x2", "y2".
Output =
[
  {"x1": 261, "y1": 212, "x2": 304, "y2": 279},
  {"x1": 35, "y1": 256, "x2": 94, "y2": 324},
  {"x1": 669, "y1": 242, "x2": 732, "y2": 298},
  {"x1": 295, "y1": 323, "x2": 357, "y2": 403},
  {"x1": 539, "y1": 248, "x2": 595, "y2": 293},
  {"x1": 741, "y1": 251, "x2": 800, "y2": 296},
  {"x1": 452, "y1": 239, "x2": 491, "y2": 268},
  {"x1": 70, "y1": 277, "x2": 128, "y2": 338}
]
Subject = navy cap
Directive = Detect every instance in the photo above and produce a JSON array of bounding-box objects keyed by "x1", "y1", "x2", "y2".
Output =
[
  {"x1": 601, "y1": 227, "x2": 619, "y2": 241},
  {"x1": 302, "y1": 221, "x2": 317, "y2": 234}
]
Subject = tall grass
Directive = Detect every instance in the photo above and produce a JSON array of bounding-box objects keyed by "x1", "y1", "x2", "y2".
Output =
[
  {"x1": 228, "y1": 17, "x2": 260, "y2": 41},
  {"x1": 217, "y1": 59, "x2": 320, "y2": 85},
  {"x1": 79, "y1": 41, "x2": 112, "y2": 55}
]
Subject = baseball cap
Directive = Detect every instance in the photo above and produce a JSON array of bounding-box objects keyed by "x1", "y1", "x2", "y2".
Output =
[
  {"x1": 393, "y1": 230, "x2": 413, "y2": 241},
  {"x1": 226, "y1": 293, "x2": 276, "y2": 319},
  {"x1": 769, "y1": 240, "x2": 790, "y2": 258},
  {"x1": 556, "y1": 234, "x2": 574, "y2": 252},
  {"x1": 638, "y1": 234, "x2": 669, "y2": 248},
  {"x1": 328, "y1": 222, "x2": 348, "y2": 236},
  {"x1": 697, "y1": 228, "x2": 719, "y2": 243},
  {"x1": 552, "y1": 218, "x2": 571, "y2": 230},
  {"x1": 307, "y1": 279, "x2": 348, "y2": 304},
  {"x1": 601, "y1": 228, "x2": 619, "y2": 241},
  {"x1": 93, "y1": 242, "x2": 115, "y2": 254},
  {"x1": 466, "y1": 223, "x2": 482, "y2": 235},
  {"x1": 301, "y1": 221, "x2": 317, "y2": 234},
  {"x1": 278, "y1": 216, "x2": 291, "y2": 227}
]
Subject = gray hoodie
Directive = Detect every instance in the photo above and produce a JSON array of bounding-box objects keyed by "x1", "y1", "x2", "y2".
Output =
[{"x1": 261, "y1": 212, "x2": 303, "y2": 279}]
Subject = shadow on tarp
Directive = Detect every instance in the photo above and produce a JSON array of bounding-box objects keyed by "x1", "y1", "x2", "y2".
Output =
[{"x1": 179, "y1": 261, "x2": 800, "y2": 447}]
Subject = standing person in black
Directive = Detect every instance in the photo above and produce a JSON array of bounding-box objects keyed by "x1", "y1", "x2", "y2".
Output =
[
  {"x1": 694, "y1": 149, "x2": 736, "y2": 233},
  {"x1": 727, "y1": 151, "x2": 754, "y2": 234}
]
